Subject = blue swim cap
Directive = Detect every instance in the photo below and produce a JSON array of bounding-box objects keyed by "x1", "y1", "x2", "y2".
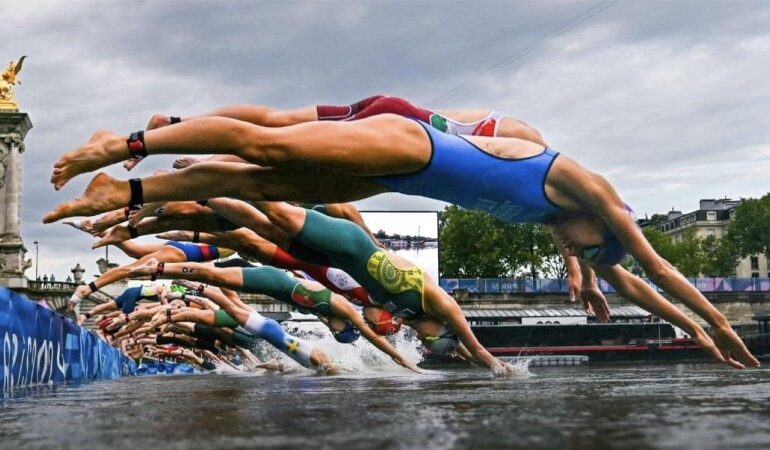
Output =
[
  {"x1": 594, "y1": 231, "x2": 628, "y2": 266},
  {"x1": 333, "y1": 321, "x2": 361, "y2": 343}
]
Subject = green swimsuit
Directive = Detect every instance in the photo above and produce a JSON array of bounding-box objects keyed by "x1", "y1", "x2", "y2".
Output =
[
  {"x1": 296, "y1": 209, "x2": 426, "y2": 319},
  {"x1": 240, "y1": 266, "x2": 333, "y2": 317}
]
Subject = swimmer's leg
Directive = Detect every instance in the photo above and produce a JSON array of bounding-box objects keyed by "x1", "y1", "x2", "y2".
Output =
[
  {"x1": 51, "y1": 114, "x2": 428, "y2": 189},
  {"x1": 244, "y1": 312, "x2": 333, "y2": 371},
  {"x1": 204, "y1": 198, "x2": 291, "y2": 245},
  {"x1": 150, "y1": 104, "x2": 319, "y2": 130},
  {"x1": 93, "y1": 216, "x2": 237, "y2": 248},
  {"x1": 44, "y1": 165, "x2": 386, "y2": 223},
  {"x1": 259, "y1": 203, "x2": 377, "y2": 266},
  {"x1": 347, "y1": 96, "x2": 433, "y2": 122}
]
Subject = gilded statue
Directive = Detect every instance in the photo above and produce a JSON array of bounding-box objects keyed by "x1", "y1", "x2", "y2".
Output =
[{"x1": 0, "y1": 56, "x2": 26, "y2": 110}]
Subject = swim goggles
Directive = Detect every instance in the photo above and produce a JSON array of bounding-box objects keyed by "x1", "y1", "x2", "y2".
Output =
[{"x1": 581, "y1": 245, "x2": 603, "y2": 261}]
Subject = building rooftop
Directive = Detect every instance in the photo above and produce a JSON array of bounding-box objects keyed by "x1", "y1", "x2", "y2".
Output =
[
  {"x1": 462, "y1": 306, "x2": 650, "y2": 319},
  {"x1": 656, "y1": 198, "x2": 741, "y2": 233}
]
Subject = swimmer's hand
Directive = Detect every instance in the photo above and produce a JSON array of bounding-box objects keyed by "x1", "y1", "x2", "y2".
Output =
[
  {"x1": 568, "y1": 274, "x2": 581, "y2": 304},
  {"x1": 395, "y1": 358, "x2": 423, "y2": 374},
  {"x1": 172, "y1": 278, "x2": 199, "y2": 290},
  {"x1": 318, "y1": 363, "x2": 340, "y2": 376},
  {"x1": 710, "y1": 325, "x2": 760, "y2": 369},
  {"x1": 491, "y1": 360, "x2": 515, "y2": 377},
  {"x1": 578, "y1": 286, "x2": 610, "y2": 323}
]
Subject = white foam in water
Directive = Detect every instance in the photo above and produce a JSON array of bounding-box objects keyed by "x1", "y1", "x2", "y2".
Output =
[
  {"x1": 224, "y1": 319, "x2": 532, "y2": 378},
  {"x1": 247, "y1": 326, "x2": 426, "y2": 375},
  {"x1": 496, "y1": 358, "x2": 534, "y2": 378}
]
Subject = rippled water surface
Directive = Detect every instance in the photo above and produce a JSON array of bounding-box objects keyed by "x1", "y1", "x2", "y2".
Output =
[{"x1": 1, "y1": 364, "x2": 769, "y2": 450}]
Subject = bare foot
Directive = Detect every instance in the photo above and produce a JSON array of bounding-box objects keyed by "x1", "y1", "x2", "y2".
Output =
[
  {"x1": 63, "y1": 219, "x2": 94, "y2": 235},
  {"x1": 73, "y1": 284, "x2": 92, "y2": 299},
  {"x1": 51, "y1": 130, "x2": 129, "y2": 190},
  {"x1": 128, "y1": 258, "x2": 160, "y2": 278},
  {"x1": 43, "y1": 172, "x2": 130, "y2": 223},
  {"x1": 128, "y1": 203, "x2": 162, "y2": 227},
  {"x1": 122, "y1": 115, "x2": 172, "y2": 172},
  {"x1": 173, "y1": 156, "x2": 204, "y2": 169},
  {"x1": 156, "y1": 230, "x2": 194, "y2": 242},
  {"x1": 123, "y1": 157, "x2": 143, "y2": 172},
  {"x1": 92, "y1": 226, "x2": 131, "y2": 249},
  {"x1": 92, "y1": 210, "x2": 126, "y2": 234},
  {"x1": 146, "y1": 114, "x2": 172, "y2": 131}
]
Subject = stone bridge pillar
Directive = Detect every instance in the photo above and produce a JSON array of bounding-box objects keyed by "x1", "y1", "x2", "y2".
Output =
[{"x1": 0, "y1": 111, "x2": 33, "y2": 289}]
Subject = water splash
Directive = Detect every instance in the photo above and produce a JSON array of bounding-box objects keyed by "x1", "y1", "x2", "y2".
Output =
[
  {"x1": 494, "y1": 357, "x2": 534, "y2": 378},
  {"x1": 251, "y1": 325, "x2": 424, "y2": 374}
]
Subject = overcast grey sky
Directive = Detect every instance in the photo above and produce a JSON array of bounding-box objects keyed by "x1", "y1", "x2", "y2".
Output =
[{"x1": 2, "y1": 0, "x2": 769, "y2": 280}]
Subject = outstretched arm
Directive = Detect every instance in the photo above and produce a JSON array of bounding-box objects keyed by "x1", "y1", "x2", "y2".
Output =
[
  {"x1": 599, "y1": 203, "x2": 756, "y2": 366},
  {"x1": 130, "y1": 260, "x2": 245, "y2": 293},
  {"x1": 578, "y1": 260, "x2": 610, "y2": 323},
  {"x1": 551, "y1": 227, "x2": 609, "y2": 321},
  {"x1": 559, "y1": 166, "x2": 759, "y2": 368},
  {"x1": 594, "y1": 264, "x2": 751, "y2": 369},
  {"x1": 423, "y1": 284, "x2": 510, "y2": 374},
  {"x1": 331, "y1": 299, "x2": 421, "y2": 373}
]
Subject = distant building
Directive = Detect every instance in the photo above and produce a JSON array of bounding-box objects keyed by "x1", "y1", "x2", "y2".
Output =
[{"x1": 655, "y1": 199, "x2": 768, "y2": 278}]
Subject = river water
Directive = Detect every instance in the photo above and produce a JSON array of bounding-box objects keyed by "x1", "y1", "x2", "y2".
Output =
[
  {"x1": 394, "y1": 247, "x2": 439, "y2": 281},
  {"x1": 1, "y1": 363, "x2": 769, "y2": 450}
]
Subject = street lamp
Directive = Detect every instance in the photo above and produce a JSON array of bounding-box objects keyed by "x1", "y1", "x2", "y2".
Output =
[{"x1": 33, "y1": 240, "x2": 39, "y2": 280}]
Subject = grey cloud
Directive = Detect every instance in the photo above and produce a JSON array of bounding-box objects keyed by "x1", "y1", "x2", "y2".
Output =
[{"x1": 2, "y1": 0, "x2": 769, "y2": 278}]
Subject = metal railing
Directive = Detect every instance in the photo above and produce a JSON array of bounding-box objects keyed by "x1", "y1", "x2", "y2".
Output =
[
  {"x1": 27, "y1": 280, "x2": 78, "y2": 292},
  {"x1": 27, "y1": 280, "x2": 115, "y2": 302},
  {"x1": 439, "y1": 277, "x2": 770, "y2": 294}
]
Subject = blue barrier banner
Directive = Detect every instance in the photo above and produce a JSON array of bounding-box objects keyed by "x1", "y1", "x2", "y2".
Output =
[
  {"x1": 0, "y1": 286, "x2": 136, "y2": 390},
  {"x1": 136, "y1": 361, "x2": 198, "y2": 376},
  {"x1": 439, "y1": 277, "x2": 770, "y2": 294}
]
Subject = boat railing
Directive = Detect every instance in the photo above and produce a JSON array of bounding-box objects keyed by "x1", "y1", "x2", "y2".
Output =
[{"x1": 740, "y1": 333, "x2": 770, "y2": 349}]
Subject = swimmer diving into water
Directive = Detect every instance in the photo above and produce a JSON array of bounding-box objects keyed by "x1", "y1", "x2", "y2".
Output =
[{"x1": 45, "y1": 102, "x2": 758, "y2": 369}]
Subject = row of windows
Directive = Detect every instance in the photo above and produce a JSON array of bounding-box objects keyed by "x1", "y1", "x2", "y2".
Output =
[{"x1": 659, "y1": 209, "x2": 727, "y2": 232}]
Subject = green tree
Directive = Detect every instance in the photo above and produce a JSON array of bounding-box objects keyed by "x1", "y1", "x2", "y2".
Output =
[
  {"x1": 642, "y1": 227, "x2": 678, "y2": 262},
  {"x1": 642, "y1": 223, "x2": 743, "y2": 278},
  {"x1": 439, "y1": 206, "x2": 511, "y2": 277},
  {"x1": 700, "y1": 234, "x2": 739, "y2": 277},
  {"x1": 642, "y1": 226, "x2": 705, "y2": 277},
  {"x1": 518, "y1": 224, "x2": 562, "y2": 280},
  {"x1": 438, "y1": 206, "x2": 559, "y2": 279},
  {"x1": 675, "y1": 228, "x2": 705, "y2": 277},
  {"x1": 647, "y1": 213, "x2": 670, "y2": 226},
  {"x1": 728, "y1": 194, "x2": 770, "y2": 263}
]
